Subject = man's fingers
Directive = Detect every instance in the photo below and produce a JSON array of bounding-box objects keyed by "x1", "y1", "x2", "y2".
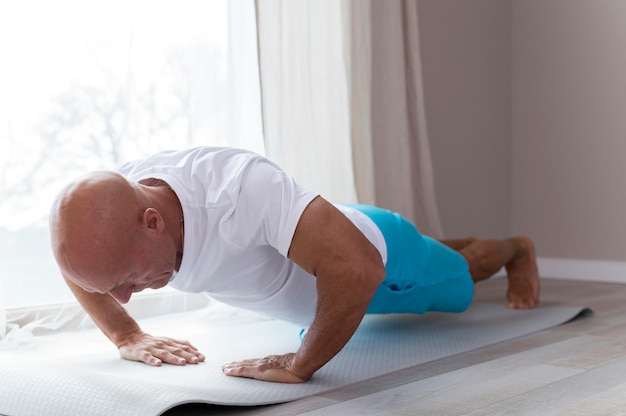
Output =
[
  {"x1": 166, "y1": 340, "x2": 206, "y2": 363},
  {"x1": 156, "y1": 350, "x2": 189, "y2": 366},
  {"x1": 148, "y1": 343, "x2": 205, "y2": 365},
  {"x1": 118, "y1": 335, "x2": 205, "y2": 366},
  {"x1": 221, "y1": 363, "x2": 249, "y2": 377},
  {"x1": 222, "y1": 360, "x2": 280, "y2": 380},
  {"x1": 119, "y1": 346, "x2": 162, "y2": 366},
  {"x1": 222, "y1": 354, "x2": 306, "y2": 383}
]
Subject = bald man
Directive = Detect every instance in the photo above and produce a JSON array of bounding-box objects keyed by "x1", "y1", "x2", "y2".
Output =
[{"x1": 49, "y1": 147, "x2": 539, "y2": 384}]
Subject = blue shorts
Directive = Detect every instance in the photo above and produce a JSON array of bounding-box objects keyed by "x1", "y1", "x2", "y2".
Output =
[{"x1": 350, "y1": 204, "x2": 474, "y2": 315}]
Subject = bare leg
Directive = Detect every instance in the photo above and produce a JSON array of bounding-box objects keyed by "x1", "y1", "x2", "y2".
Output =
[
  {"x1": 440, "y1": 237, "x2": 477, "y2": 251},
  {"x1": 454, "y1": 236, "x2": 540, "y2": 309}
]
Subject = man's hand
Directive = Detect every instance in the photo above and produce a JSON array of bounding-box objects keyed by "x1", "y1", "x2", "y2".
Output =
[
  {"x1": 221, "y1": 353, "x2": 308, "y2": 383},
  {"x1": 118, "y1": 332, "x2": 206, "y2": 366},
  {"x1": 222, "y1": 197, "x2": 386, "y2": 384},
  {"x1": 60, "y1": 277, "x2": 205, "y2": 367}
]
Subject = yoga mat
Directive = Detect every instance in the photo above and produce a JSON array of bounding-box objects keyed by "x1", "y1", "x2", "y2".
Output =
[{"x1": 0, "y1": 302, "x2": 591, "y2": 416}]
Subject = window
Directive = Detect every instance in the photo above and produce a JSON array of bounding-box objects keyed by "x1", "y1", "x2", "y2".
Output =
[{"x1": 0, "y1": 0, "x2": 262, "y2": 308}]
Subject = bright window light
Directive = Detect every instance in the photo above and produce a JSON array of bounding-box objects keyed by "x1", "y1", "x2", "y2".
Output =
[{"x1": 0, "y1": 0, "x2": 263, "y2": 308}]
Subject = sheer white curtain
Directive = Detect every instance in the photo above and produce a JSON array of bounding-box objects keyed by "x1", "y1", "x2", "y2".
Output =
[
  {"x1": 255, "y1": 0, "x2": 357, "y2": 204},
  {"x1": 256, "y1": 0, "x2": 443, "y2": 237},
  {"x1": 368, "y1": 0, "x2": 443, "y2": 237}
]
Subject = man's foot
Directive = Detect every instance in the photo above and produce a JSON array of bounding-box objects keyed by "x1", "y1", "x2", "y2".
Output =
[{"x1": 505, "y1": 236, "x2": 540, "y2": 309}]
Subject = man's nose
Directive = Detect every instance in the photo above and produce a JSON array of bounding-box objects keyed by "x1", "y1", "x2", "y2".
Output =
[{"x1": 110, "y1": 285, "x2": 133, "y2": 304}]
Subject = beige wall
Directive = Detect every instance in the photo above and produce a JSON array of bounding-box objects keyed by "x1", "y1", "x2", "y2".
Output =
[
  {"x1": 419, "y1": 0, "x2": 626, "y2": 263},
  {"x1": 513, "y1": 0, "x2": 626, "y2": 261},
  {"x1": 417, "y1": 0, "x2": 512, "y2": 239}
]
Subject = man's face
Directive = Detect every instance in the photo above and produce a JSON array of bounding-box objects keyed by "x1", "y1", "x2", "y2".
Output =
[
  {"x1": 103, "y1": 236, "x2": 177, "y2": 304},
  {"x1": 51, "y1": 170, "x2": 179, "y2": 303},
  {"x1": 63, "y1": 230, "x2": 178, "y2": 304}
]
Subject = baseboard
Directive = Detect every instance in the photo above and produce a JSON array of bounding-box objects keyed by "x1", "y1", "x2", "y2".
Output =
[{"x1": 536, "y1": 257, "x2": 626, "y2": 284}]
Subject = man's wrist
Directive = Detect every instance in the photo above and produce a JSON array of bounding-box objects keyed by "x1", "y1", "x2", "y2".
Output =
[
  {"x1": 112, "y1": 325, "x2": 144, "y2": 348},
  {"x1": 290, "y1": 349, "x2": 319, "y2": 381}
]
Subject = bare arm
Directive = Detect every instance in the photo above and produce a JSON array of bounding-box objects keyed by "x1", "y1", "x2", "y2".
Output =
[
  {"x1": 64, "y1": 276, "x2": 204, "y2": 366},
  {"x1": 222, "y1": 197, "x2": 386, "y2": 382}
]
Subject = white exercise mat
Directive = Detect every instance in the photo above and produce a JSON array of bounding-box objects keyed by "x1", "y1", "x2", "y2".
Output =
[{"x1": 0, "y1": 302, "x2": 590, "y2": 416}]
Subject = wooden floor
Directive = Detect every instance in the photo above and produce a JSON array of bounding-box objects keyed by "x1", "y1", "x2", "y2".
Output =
[{"x1": 166, "y1": 278, "x2": 626, "y2": 415}]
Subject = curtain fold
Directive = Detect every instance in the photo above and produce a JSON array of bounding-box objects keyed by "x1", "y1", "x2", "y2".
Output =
[
  {"x1": 369, "y1": 0, "x2": 443, "y2": 238},
  {"x1": 403, "y1": 0, "x2": 443, "y2": 238},
  {"x1": 255, "y1": 0, "x2": 357, "y2": 204},
  {"x1": 255, "y1": 0, "x2": 443, "y2": 237},
  {"x1": 346, "y1": 0, "x2": 376, "y2": 207}
]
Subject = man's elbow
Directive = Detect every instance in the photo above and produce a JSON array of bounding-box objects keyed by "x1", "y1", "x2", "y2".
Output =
[
  {"x1": 354, "y1": 256, "x2": 386, "y2": 298},
  {"x1": 371, "y1": 257, "x2": 386, "y2": 287}
]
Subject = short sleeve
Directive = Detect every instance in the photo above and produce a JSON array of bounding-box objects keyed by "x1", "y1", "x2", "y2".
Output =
[{"x1": 222, "y1": 157, "x2": 318, "y2": 257}]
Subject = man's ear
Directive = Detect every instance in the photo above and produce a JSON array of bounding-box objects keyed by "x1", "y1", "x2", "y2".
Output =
[{"x1": 143, "y1": 208, "x2": 164, "y2": 232}]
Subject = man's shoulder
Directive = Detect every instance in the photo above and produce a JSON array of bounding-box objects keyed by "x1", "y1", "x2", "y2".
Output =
[{"x1": 117, "y1": 146, "x2": 264, "y2": 177}]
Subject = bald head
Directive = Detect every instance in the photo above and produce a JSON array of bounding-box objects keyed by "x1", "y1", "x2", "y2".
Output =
[{"x1": 50, "y1": 171, "x2": 141, "y2": 291}]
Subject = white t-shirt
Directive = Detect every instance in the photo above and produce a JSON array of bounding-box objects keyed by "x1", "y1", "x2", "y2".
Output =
[{"x1": 118, "y1": 147, "x2": 386, "y2": 326}]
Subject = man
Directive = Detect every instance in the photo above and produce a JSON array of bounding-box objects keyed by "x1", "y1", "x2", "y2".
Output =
[{"x1": 49, "y1": 147, "x2": 539, "y2": 384}]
